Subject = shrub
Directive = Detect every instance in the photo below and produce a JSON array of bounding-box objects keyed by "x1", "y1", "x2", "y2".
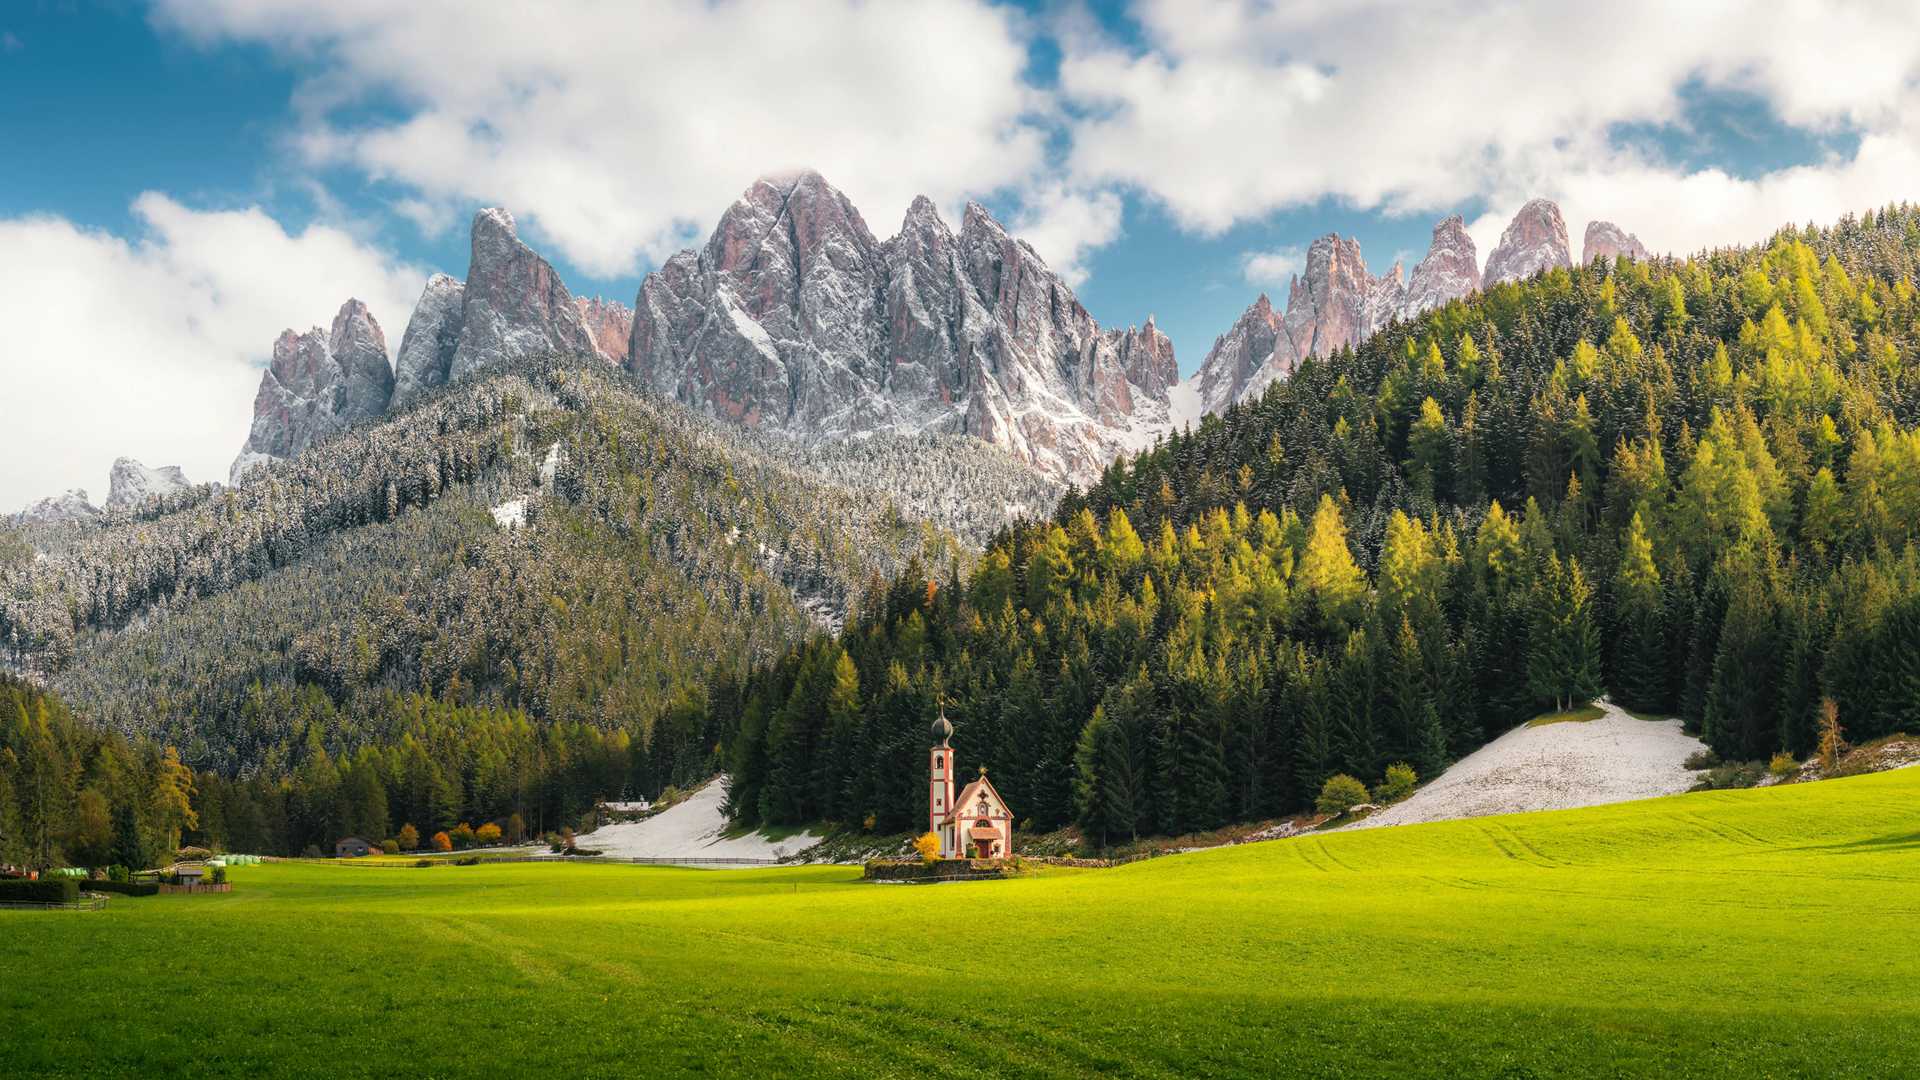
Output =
[
  {"x1": 414, "y1": 859, "x2": 433, "y2": 868},
  {"x1": 382, "y1": 839, "x2": 399, "y2": 855},
  {"x1": 300, "y1": 844, "x2": 323, "y2": 859},
  {"x1": 475, "y1": 823, "x2": 502, "y2": 846},
  {"x1": 450, "y1": 823, "x2": 476, "y2": 849},
  {"x1": 1683, "y1": 749, "x2": 1720, "y2": 771},
  {"x1": 1372, "y1": 763, "x2": 1417, "y2": 805},
  {"x1": 1316, "y1": 775, "x2": 1370, "y2": 816},
  {"x1": 87, "y1": 879, "x2": 158, "y2": 897},
  {"x1": 1769, "y1": 751, "x2": 1798, "y2": 777},
  {"x1": 105, "y1": 865, "x2": 130, "y2": 882},
  {"x1": 431, "y1": 831, "x2": 453, "y2": 853},
  {"x1": 454, "y1": 856, "x2": 482, "y2": 866},
  {"x1": 210, "y1": 866, "x2": 227, "y2": 885},
  {"x1": 177, "y1": 846, "x2": 212, "y2": 862},
  {"x1": 913, "y1": 832, "x2": 942, "y2": 866},
  {"x1": 0, "y1": 878, "x2": 80, "y2": 904},
  {"x1": 397, "y1": 824, "x2": 420, "y2": 851}
]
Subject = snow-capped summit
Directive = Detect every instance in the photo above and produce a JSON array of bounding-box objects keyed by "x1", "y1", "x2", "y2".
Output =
[{"x1": 106, "y1": 458, "x2": 191, "y2": 508}]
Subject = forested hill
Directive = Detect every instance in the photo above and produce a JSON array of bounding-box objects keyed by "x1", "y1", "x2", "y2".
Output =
[
  {"x1": 727, "y1": 204, "x2": 1920, "y2": 842},
  {"x1": 0, "y1": 356, "x2": 1059, "y2": 778}
]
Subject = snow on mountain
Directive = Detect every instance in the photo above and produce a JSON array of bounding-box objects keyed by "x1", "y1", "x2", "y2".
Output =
[
  {"x1": 13, "y1": 489, "x2": 99, "y2": 525},
  {"x1": 106, "y1": 458, "x2": 190, "y2": 508}
]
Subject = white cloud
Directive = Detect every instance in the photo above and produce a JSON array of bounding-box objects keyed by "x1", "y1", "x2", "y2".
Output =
[
  {"x1": 1059, "y1": 0, "x2": 1920, "y2": 256},
  {"x1": 1240, "y1": 246, "x2": 1304, "y2": 288},
  {"x1": 1008, "y1": 184, "x2": 1125, "y2": 286},
  {"x1": 0, "y1": 196, "x2": 423, "y2": 511},
  {"x1": 151, "y1": 0, "x2": 1048, "y2": 278}
]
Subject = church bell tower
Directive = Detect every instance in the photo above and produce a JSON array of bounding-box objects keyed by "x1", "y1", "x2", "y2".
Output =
[{"x1": 930, "y1": 707, "x2": 955, "y2": 856}]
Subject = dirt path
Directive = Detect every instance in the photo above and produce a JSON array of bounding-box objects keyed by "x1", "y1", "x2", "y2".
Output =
[{"x1": 1344, "y1": 699, "x2": 1705, "y2": 831}]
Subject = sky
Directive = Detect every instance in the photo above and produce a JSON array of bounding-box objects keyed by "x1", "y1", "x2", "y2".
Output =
[{"x1": 2, "y1": 0, "x2": 1916, "y2": 511}]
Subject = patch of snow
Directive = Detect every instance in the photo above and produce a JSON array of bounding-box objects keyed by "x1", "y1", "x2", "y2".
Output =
[
  {"x1": 1165, "y1": 379, "x2": 1206, "y2": 430},
  {"x1": 1345, "y1": 698, "x2": 1706, "y2": 831},
  {"x1": 539, "y1": 442, "x2": 561, "y2": 485},
  {"x1": 491, "y1": 499, "x2": 526, "y2": 527},
  {"x1": 584, "y1": 777, "x2": 827, "y2": 863}
]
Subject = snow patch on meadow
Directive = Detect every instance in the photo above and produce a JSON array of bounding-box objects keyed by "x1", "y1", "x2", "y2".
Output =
[
  {"x1": 585, "y1": 777, "x2": 825, "y2": 863},
  {"x1": 1345, "y1": 698, "x2": 1705, "y2": 830}
]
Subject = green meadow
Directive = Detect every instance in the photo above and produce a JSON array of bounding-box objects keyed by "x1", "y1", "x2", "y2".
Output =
[{"x1": 7, "y1": 770, "x2": 1920, "y2": 1079}]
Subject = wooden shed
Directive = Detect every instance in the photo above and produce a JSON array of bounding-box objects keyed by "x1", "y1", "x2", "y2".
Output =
[{"x1": 334, "y1": 835, "x2": 377, "y2": 858}]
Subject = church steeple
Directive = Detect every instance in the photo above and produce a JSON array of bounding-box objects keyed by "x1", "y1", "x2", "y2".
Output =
[{"x1": 928, "y1": 699, "x2": 957, "y2": 854}]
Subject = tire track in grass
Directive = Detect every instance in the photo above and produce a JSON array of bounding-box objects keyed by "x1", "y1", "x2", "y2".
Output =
[
  {"x1": 1313, "y1": 839, "x2": 1359, "y2": 872},
  {"x1": 1486, "y1": 822, "x2": 1560, "y2": 867},
  {"x1": 1683, "y1": 812, "x2": 1773, "y2": 847},
  {"x1": 412, "y1": 916, "x2": 568, "y2": 985},
  {"x1": 1290, "y1": 843, "x2": 1333, "y2": 873}
]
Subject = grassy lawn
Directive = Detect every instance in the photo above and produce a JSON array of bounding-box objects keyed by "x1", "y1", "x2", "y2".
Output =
[
  {"x1": 7, "y1": 769, "x2": 1920, "y2": 1078},
  {"x1": 1526, "y1": 703, "x2": 1607, "y2": 726}
]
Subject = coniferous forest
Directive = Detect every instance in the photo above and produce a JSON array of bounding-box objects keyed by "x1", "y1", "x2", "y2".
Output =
[
  {"x1": 10, "y1": 205, "x2": 1920, "y2": 865},
  {"x1": 727, "y1": 206, "x2": 1920, "y2": 842}
]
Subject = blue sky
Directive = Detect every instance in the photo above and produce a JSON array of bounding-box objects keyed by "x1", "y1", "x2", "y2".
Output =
[{"x1": 2, "y1": 0, "x2": 1915, "y2": 508}]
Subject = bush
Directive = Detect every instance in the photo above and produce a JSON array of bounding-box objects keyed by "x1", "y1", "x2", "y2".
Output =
[
  {"x1": 1316, "y1": 775, "x2": 1371, "y2": 816},
  {"x1": 397, "y1": 824, "x2": 420, "y2": 851},
  {"x1": 210, "y1": 866, "x2": 227, "y2": 885},
  {"x1": 0, "y1": 878, "x2": 80, "y2": 904},
  {"x1": 105, "y1": 864, "x2": 131, "y2": 882},
  {"x1": 450, "y1": 823, "x2": 476, "y2": 849},
  {"x1": 475, "y1": 823, "x2": 502, "y2": 846},
  {"x1": 414, "y1": 859, "x2": 434, "y2": 868},
  {"x1": 913, "y1": 832, "x2": 942, "y2": 866},
  {"x1": 382, "y1": 839, "x2": 399, "y2": 855},
  {"x1": 453, "y1": 856, "x2": 482, "y2": 866},
  {"x1": 88, "y1": 879, "x2": 159, "y2": 897},
  {"x1": 1372, "y1": 763, "x2": 1418, "y2": 805},
  {"x1": 1769, "y1": 751, "x2": 1799, "y2": 777},
  {"x1": 300, "y1": 844, "x2": 323, "y2": 859},
  {"x1": 1683, "y1": 749, "x2": 1720, "y2": 771},
  {"x1": 177, "y1": 846, "x2": 213, "y2": 862}
]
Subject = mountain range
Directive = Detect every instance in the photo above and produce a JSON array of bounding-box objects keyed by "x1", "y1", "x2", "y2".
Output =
[{"x1": 17, "y1": 172, "x2": 1648, "y2": 513}]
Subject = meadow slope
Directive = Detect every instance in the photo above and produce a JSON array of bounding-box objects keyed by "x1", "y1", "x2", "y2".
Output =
[{"x1": 6, "y1": 768, "x2": 1919, "y2": 1079}]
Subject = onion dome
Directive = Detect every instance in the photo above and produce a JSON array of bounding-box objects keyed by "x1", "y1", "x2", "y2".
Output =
[{"x1": 932, "y1": 711, "x2": 953, "y2": 747}]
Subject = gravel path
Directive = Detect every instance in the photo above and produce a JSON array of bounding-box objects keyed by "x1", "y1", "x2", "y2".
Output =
[
  {"x1": 583, "y1": 777, "x2": 822, "y2": 862},
  {"x1": 1344, "y1": 699, "x2": 1705, "y2": 830}
]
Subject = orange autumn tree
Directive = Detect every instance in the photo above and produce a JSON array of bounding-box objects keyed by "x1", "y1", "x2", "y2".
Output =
[{"x1": 431, "y1": 831, "x2": 452, "y2": 852}]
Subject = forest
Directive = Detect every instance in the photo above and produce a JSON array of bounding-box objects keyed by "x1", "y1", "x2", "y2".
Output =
[
  {"x1": 725, "y1": 204, "x2": 1920, "y2": 843},
  {"x1": 10, "y1": 203, "x2": 1920, "y2": 865}
]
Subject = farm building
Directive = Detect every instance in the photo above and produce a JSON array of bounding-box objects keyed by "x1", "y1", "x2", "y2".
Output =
[{"x1": 334, "y1": 836, "x2": 377, "y2": 858}]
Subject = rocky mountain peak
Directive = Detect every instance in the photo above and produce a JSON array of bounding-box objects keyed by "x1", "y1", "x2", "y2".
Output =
[
  {"x1": 575, "y1": 296, "x2": 633, "y2": 365},
  {"x1": 1402, "y1": 215, "x2": 1482, "y2": 318},
  {"x1": 107, "y1": 458, "x2": 191, "y2": 508},
  {"x1": 231, "y1": 298, "x2": 395, "y2": 485},
  {"x1": 13, "y1": 489, "x2": 99, "y2": 525},
  {"x1": 449, "y1": 207, "x2": 601, "y2": 385},
  {"x1": 1483, "y1": 199, "x2": 1572, "y2": 286},
  {"x1": 1108, "y1": 316, "x2": 1179, "y2": 401},
  {"x1": 1583, "y1": 220, "x2": 1650, "y2": 264},
  {"x1": 627, "y1": 172, "x2": 1168, "y2": 484}
]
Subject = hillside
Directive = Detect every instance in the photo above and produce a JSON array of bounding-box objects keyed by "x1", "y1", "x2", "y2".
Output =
[
  {"x1": 7, "y1": 768, "x2": 1918, "y2": 1077},
  {"x1": 2, "y1": 356, "x2": 1046, "y2": 778}
]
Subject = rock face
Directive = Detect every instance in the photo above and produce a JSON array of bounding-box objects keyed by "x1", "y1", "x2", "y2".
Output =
[
  {"x1": 1191, "y1": 234, "x2": 1406, "y2": 414},
  {"x1": 1402, "y1": 215, "x2": 1482, "y2": 318},
  {"x1": 1583, "y1": 220, "x2": 1650, "y2": 264},
  {"x1": 14, "y1": 490, "x2": 99, "y2": 525},
  {"x1": 1483, "y1": 199, "x2": 1572, "y2": 287},
  {"x1": 575, "y1": 296, "x2": 633, "y2": 365},
  {"x1": 106, "y1": 458, "x2": 190, "y2": 508},
  {"x1": 390, "y1": 210, "x2": 602, "y2": 409},
  {"x1": 230, "y1": 299, "x2": 394, "y2": 485},
  {"x1": 628, "y1": 171, "x2": 1170, "y2": 484},
  {"x1": 391, "y1": 274, "x2": 466, "y2": 407}
]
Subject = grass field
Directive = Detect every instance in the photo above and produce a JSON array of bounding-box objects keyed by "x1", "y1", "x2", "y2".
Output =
[{"x1": 7, "y1": 769, "x2": 1920, "y2": 1079}]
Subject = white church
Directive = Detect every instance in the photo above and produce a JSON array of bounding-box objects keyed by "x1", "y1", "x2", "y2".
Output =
[{"x1": 928, "y1": 710, "x2": 1014, "y2": 859}]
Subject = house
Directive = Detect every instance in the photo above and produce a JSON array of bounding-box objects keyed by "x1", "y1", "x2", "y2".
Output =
[
  {"x1": 176, "y1": 866, "x2": 205, "y2": 885},
  {"x1": 928, "y1": 711, "x2": 1015, "y2": 859},
  {"x1": 334, "y1": 835, "x2": 377, "y2": 858}
]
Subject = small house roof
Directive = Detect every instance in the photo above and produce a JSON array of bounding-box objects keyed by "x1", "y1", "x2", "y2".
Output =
[{"x1": 336, "y1": 835, "x2": 376, "y2": 845}]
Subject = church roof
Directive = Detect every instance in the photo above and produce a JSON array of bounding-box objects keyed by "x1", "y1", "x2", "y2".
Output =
[{"x1": 941, "y1": 773, "x2": 1010, "y2": 826}]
